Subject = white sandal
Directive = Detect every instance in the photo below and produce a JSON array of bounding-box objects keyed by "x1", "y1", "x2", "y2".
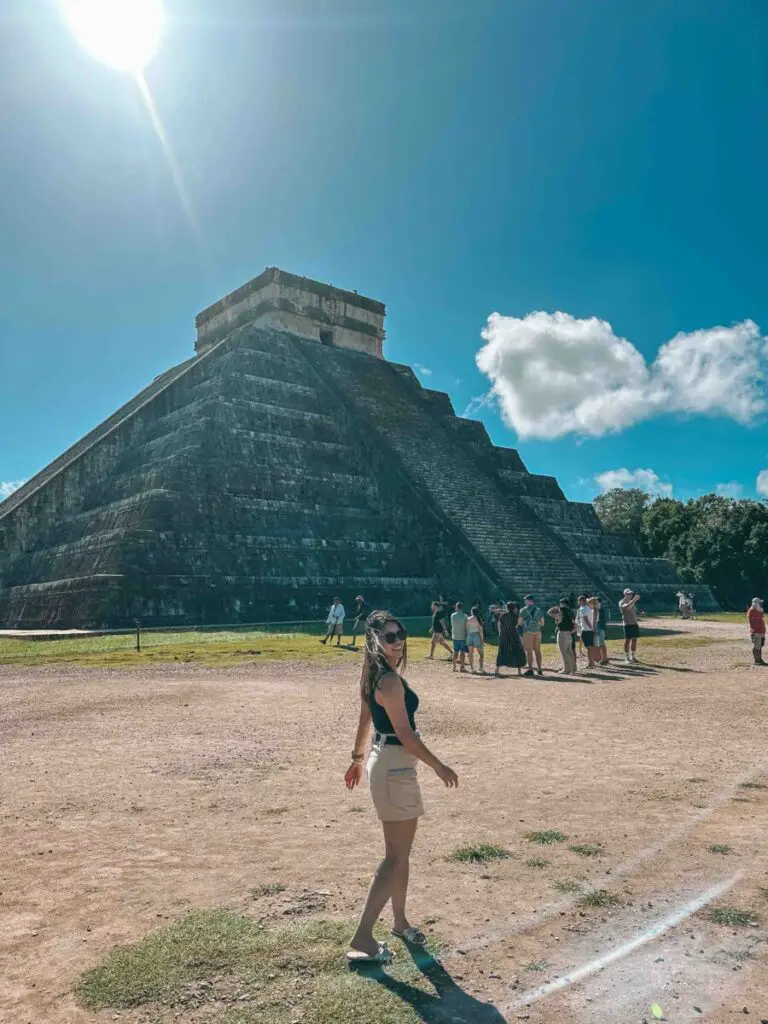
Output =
[
  {"x1": 391, "y1": 926, "x2": 427, "y2": 946},
  {"x1": 346, "y1": 943, "x2": 395, "y2": 964}
]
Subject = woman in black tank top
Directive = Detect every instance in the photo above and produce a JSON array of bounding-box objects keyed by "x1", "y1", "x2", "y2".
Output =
[{"x1": 343, "y1": 610, "x2": 459, "y2": 964}]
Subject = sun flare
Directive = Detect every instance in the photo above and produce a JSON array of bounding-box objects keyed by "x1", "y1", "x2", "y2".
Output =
[{"x1": 60, "y1": 0, "x2": 164, "y2": 72}]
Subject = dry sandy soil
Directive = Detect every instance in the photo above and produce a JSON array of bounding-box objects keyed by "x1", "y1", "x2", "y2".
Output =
[{"x1": 2, "y1": 617, "x2": 767, "y2": 1024}]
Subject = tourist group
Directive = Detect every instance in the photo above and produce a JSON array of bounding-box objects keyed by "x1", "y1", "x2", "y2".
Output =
[
  {"x1": 427, "y1": 589, "x2": 642, "y2": 676},
  {"x1": 322, "y1": 590, "x2": 644, "y2": 676}
]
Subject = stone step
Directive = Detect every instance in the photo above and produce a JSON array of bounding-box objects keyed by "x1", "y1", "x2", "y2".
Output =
[{"x1": 301, "y1": 342, "x2": 599, "y2": 598}]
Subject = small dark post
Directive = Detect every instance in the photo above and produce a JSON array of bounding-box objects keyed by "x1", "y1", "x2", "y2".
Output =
[{"x1": 135, "y1": 619, "x2": 141, "y2": 653}]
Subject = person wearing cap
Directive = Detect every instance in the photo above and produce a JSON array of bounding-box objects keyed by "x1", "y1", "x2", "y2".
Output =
[
  {"x1": 349, "y1": 595, "x2": 368, "y2": 648},
  {"x1": 519, "y1": 594, "x2": 545, "y2": 677},
  {"x1": 747, "y1": 598, "x2": 766, "y2": 666},
  {"x1": 618, "y1": 588, "x2": 641, "y2": 663}
]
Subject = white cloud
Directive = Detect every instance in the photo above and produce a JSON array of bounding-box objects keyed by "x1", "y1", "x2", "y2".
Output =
[
  {"x1": 461, "y1": 393, "x2": 493, "y2": 418},
  {"x1": 757, "y1": 470, "x2": 768, "y2": 498},
  {"x1": 715, "y1": 481, "x2": 744, "y2": 498},
  {"x1": 413, "y1": 363, "x2": 432, "y2": 377},
  {"x1": 0, "y1": 479, "x2": 25, "y2": 500},
  {"x1": 474, "y1": 312, "x2": 768, "y2": 439},
  {"x1": 595, "y1": 468, "x2": 673, "y2": 497}
]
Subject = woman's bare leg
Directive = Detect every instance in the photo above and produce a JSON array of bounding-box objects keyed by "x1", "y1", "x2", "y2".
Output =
[
  {"x1": 387, "y1": 818, "x2": 419, "y2": 933},
  {"x1": 350, "y1": 818, "x2": 419, "y2": 954}
]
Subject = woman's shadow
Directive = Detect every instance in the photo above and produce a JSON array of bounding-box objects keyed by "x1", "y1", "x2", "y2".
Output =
[{"x1": 354, "y1": 944, "x2": 507, "y2": 1023}]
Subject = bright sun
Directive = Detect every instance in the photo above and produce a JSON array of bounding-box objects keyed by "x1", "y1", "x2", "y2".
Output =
[{"x1": 60, "y1": 0, "x2": 164, "y2": 73}]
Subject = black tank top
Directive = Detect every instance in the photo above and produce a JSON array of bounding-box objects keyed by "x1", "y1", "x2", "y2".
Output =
[
  {"x1": 558, "y1": 607, "x2": 575, "y2": 631},
  {"x1": 369, "y1": 675, "x2": 419, "y2": 735}
]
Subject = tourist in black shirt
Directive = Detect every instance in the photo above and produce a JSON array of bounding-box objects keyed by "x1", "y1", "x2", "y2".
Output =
[
  {"x1": 350, "y1": 596, "x2": 368, "y2": 648},
  {"x1": 427, "y1": 601, "x2": 453, "y2": 659},
  {"x1": 548, "y1": 599, "x2": 577, "y2": 674}
]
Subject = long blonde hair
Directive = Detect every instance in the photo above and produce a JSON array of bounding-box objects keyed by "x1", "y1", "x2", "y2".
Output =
[{"x1": 359, "y1": 609, "x2": 408, "y2": 702}]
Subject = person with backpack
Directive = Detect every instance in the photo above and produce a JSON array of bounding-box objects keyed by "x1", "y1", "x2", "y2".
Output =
[{"x1": 519, "y1": 594, "x2": 545, "y2": 677}]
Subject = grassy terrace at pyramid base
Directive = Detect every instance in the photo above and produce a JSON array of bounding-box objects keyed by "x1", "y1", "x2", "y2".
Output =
[{"x1": 0, "y1": 268, "x2": 715, "y2": 627}]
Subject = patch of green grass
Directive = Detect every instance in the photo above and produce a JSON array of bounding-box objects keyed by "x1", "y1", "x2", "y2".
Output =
[
  {"x1": 448, "y1": 843, "x2": 511, "y2": 864},
  {"x1": 2, "y1": 620, "x2": 726, "y2": 669},
  {"x1": 569, "y1": 843, "x2": 602, "y2": 858},
  {"x1": 552, "y1": 878, "x2": 582, "y2": 894},
  {"x1": 250, "y1": 884, "x2": 286, "y2": 899},
  {"x1": 348, "y1": 806, "x2": 365, "y2": 814},
  {"x1": 708, "y1": 844, "x2": 733, "y2": 855},
  {"x1": 738, "y1": 781, "x2": 768, "y2": 791},
  {"x1": 524, "y1": 857, "x2": 550, "y2": 869},
  {"x1": 524, "y1": 960, "x2": 550, "y2": 973},
  {"x1": 525, "y1": 830, "x2": 567, "y2": 845},
  {"x1": 577, "y1": 889, "x2": 623, "y2": 909},
  {"x1": 76, "y1": 909, "x2": 443, "y2": 1024},
  {"x1": 698, "y1": 612, "x2": 745, "y2": 623},
  {"x1": 0, "y1": 629, "x2": 360, "y2": 669},
  {"x1": 708, "y1": 906, "x2": 758, "y2": 927}
]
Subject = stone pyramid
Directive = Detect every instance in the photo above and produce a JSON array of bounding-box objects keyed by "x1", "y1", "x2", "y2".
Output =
[{"x1": 0, "y1": 268, "x2": 715, "y2": 627}]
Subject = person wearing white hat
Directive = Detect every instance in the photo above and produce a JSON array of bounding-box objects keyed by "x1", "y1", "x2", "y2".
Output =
[{"x1": 618, "y1": 588, "x2": 641, "y2": 663}]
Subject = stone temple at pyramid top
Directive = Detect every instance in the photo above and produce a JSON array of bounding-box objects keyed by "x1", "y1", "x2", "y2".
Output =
[{"x1": 194, "y1": 266, "x2": 386, "y2": 358}]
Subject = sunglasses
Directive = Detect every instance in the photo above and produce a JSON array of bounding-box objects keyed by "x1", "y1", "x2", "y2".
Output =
[{"x1": 381, "y1": 627, "x2": 407, "y2": 644}]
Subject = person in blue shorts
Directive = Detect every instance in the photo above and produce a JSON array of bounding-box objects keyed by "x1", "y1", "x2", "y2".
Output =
[
  {"x1": 450, "y1": 601, "x2": 469, "y2": 674},
  {"x1": 589, "y1": 596, "x2": 609, "y2": 666},
  {"x1": 466, "y1": 605, "x2": 485, "y2": 674}
]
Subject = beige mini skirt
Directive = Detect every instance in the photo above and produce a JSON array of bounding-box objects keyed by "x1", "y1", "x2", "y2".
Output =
[{"x1": 367, "y1": 739, "x2": 425, "y2": 822}]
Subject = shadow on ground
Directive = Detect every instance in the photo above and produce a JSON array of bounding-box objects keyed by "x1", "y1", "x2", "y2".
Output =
[
  {"x1": 626, "y1": 661, "x2": 702, "y2": 673},
  {"x1": 356, "y1": 946, "x2": 506, "y2": 1023}
]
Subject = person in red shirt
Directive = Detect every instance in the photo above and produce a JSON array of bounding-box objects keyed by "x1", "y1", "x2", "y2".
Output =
[{"x1": 747, "y1": 597, "x2": 766, "y2": 666}]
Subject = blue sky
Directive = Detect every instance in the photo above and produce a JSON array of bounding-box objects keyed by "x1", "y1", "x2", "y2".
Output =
[{"x1": 2, "y1": 0, "x2": 768, "y2": 504}]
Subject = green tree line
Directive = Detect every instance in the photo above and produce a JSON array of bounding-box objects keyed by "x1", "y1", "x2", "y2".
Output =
[{"x1": 593, "y1": 489, "x2": 768, "y2": 610}]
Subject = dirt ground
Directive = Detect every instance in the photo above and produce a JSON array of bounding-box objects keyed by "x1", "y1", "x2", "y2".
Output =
[{"x1": 2, "y1": 617, "x2": 767, "y2": 1024}]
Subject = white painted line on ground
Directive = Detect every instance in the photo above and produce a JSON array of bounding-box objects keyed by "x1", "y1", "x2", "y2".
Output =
[
  {"x1": 505, "y1": 873, "x2": 741, "y2": 1013},
  {"x1": 454, "y1": 755, "x2": 768, "y2": 954}
]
